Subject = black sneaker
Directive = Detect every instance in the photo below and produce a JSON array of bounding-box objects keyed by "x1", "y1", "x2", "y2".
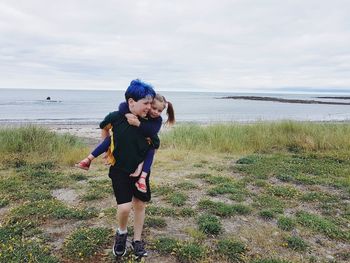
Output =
[
  {"x1": 113, "y1": 231, "x2": 128, "y2": 257},
  {"x1": 132, "y1": 240, "x2": 148, "y2": 258}
]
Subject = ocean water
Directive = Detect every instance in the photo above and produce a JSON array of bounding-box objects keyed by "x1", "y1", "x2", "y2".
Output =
[{"x1": 1, "y1": 88, "x2": 350, "y2": 124}]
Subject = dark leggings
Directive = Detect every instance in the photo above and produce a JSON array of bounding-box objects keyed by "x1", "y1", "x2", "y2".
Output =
[{"x1": 91, "y1": 136, "x2": 111, "y2": 157}]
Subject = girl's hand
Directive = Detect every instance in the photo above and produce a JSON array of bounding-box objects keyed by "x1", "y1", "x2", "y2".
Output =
[
  {"x1": 125, "y1": 113, "x2": 141, "y2": 127},
  {"x1": 130, "y1": 161, "x2": 144, "y2": 177}
]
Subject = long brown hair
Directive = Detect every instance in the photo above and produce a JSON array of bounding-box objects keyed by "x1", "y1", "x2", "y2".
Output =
[{"x1": 154, "y1": 93, "x2": 175, "y2": 126}]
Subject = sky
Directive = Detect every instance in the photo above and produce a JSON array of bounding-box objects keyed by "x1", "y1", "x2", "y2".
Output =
[{"x1": 0, "y1": 0, "x2": 350, "y2": 93}]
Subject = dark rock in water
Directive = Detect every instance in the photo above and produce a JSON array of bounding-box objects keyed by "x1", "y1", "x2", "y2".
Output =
[
  {"x1": 46, "y1": 96, "x2": 51, "y2": 100},
  {"x1": 316, "y1": 96, "x2": 350, "y2": 99},
  {"x1": 218, "y1": 96, "x2": 350, "y2": 105}
]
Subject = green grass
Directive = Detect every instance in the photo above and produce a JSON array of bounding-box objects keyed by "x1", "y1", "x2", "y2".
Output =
[
  {"x1": 154, "y1": 236, "x2": 179, "y2": 254},
  {"x1": 0, "y1": 220, "x2": 58, "y2": 263},
  {"x1": 153, "y1": 184, "x2": 174, "y2": 196},
  {"x1": 259, "y1": 210, "x2": 276, "y2": 220},
  {"x1": 187, "y1": 172, "x2": 212, "y2": 180},
  {"x1": 251, "y1": 259, "x2": 292, "y2": 263},
  {"x1": 235, "y1": 153, "x2": 350, "y2": 191},
  {"x1": 176, "y1": 242, "x2": 207, "y2": 263},
  {"x1": 0, "y1": 237, "x2": 59, "y2": 263},
  {"x1": 7, "y1": 199, "x2": 98, "y2": 224},
  {"x1": 295, "y1": 211, "x2": 349, "y2": 241},
  {"x1": 207, "y1": 181, "x2": 247, "y2": 198},
  {"x1": 160, "y1": 121, "x2": 350, "y2": 154},
  {"x1": 0, "y1": 198, "x2": 9, "y2": 208},
  {"x1": 146, "y1": 205, "x2": 177, "y2": 217},
  {"x1": 166, "y1": 192, "x2": 188, "y2": 207},
  {"x1": 252, "y1": 194, "x2": 285, "y2": 214},
  {"x1": 0, "y1": 125, "x2": 86, "y2": 166},
  {"x1": 198, "y1": 199, "x2": 251, "y2": 217},
  {"x1": 179, "y1": 207, "x2": 196, "y2": 217},
  {"x1": 197, "y1": 214, "x2": 222, "y2": 236},
  {"x1": 175, "y1": 181, "x2": 198, "y2": 190},
  {"x1": 299, "y1": 191, "x2": 340, "y2": 203},
  {"x1": 63, "y1": 227, "x2": 110, "y2": 260},
  {"x1": 144, "y1": 216, "x2": 167, "y2": 228},
  {"x1": 0, "y1": 161, "x2": 77, "y2": 204},
  {"x1": 266, "y1": 185, "x2": 300, "y2": 199},
  {"x1": 284, "y1": 236, "x2": 308, "y2": 251},
  {"x1": 203, "y1": 175, "x2": 232, "y2": 185},
  {"x1": 217, "y1": 238, "x2": 247, "y2": 262},
  {"x1": 277, "y1": 216, "x2": 296, "y2": 231},
  {"x1": 69, "y1": 172, "x2": 88, "y2": 181}
]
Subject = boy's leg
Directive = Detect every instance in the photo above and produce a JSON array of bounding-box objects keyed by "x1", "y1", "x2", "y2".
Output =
[
  {"x1": 132, "y1": 197, "x2": 147, "y2": 258},
  {"x1": 132, "y1": 197, "x2": 145, "y2": 241},
  {"x1": 109, "y1": 169, "x2": 134, "y2": 257},
  {"x1": 117, "y1": 202, "x2": 132, "y2": 232},
  {"x1": 113, "y1": 202, "x2": 132, "y2": 256}
]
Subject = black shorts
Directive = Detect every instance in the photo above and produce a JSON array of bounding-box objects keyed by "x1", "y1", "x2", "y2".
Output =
[{"x1": 108, "y1": 168, "x2": 151, "y2": 205}]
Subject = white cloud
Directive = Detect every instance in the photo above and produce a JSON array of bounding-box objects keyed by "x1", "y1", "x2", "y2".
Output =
[{"x1": 0, "y1": 0, "x2": 349, "y2": 92}]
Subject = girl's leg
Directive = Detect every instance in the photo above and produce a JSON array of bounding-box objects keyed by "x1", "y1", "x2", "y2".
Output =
[
  {"x1": 75, "y1": 136, "x2": 111, "y2": 170},
  {"x1": 91, "y1": 136, "x2": 111, "y2": 157},
  {"x1": 134, "y1": 148, "x2": 154, "y2": 192}
]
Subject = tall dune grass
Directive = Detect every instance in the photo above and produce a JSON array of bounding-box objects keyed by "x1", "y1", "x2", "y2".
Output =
[
  {"x1": 160, "y1": 121, "x2": 350, "y2": 155},
  {"x1": 0, "y1": 125, "x2": 87, "y2": 166}
]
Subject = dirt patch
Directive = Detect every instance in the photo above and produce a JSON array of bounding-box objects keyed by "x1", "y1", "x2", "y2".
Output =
[
  {"x1": 52, "y1": 188, "x2": 79, "y2": 205},
  {"x1": 42, "y1": 220, "x2": 84, "y2": 251},
  {"x1": 0, "y1": 206, "x2": 11, "y2": 219}
]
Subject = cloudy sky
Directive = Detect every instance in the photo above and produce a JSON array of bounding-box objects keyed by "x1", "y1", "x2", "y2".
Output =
[{"x1": 1, "y1": 0, "x2": 349, "y2": 93}]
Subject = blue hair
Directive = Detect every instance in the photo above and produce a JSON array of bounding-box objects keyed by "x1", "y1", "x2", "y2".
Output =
[{"x1": 125, "y1": 79, "x2": 156, "y2": 102}]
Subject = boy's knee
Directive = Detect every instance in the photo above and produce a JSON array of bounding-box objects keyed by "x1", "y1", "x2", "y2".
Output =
[
  {"x1": 133, "y1": 198, "x2": 146, "y2": 210},
  {"x1": 118, "y1": 202, "x2": 132, "y2": 215}
]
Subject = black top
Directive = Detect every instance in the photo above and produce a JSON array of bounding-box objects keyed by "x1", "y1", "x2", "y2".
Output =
[{"x1": 100, "y1": 111, "x2": 158, "y2": 173}]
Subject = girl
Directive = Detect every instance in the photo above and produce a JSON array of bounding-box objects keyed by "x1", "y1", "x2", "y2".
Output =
[{"x1": 76, "y1": 93, "x2": 175, "y2": 193}]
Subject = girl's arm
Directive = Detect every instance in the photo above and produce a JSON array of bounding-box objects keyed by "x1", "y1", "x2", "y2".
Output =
[{"x1": 118, "y1": 102, "x2": 130, "y2": 115}]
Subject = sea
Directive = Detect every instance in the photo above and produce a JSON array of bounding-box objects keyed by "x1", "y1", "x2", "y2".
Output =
[{"x1": 1, "y1": 88, "x2": 350, "y2": 124}]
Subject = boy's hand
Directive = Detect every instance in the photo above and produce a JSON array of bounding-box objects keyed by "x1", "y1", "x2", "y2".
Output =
[
  {"x1": 130, "y1": 161, "x2": 144, "y2": 177},
  {"x1": 125, "y1": 113, "x2": 140, "y2": 127}
]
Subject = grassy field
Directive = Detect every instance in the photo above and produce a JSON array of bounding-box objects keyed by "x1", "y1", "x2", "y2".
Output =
[{"x1": 0, "y1": 123, "x2": 349, "y2": 262}]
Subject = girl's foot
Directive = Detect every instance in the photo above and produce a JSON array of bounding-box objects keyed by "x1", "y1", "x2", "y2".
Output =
[
  {"x1": 75, "y1": 158, "x2": 91, "y2": 170},
  {"x1": 135, "y1": 180, "x2": 147, "y2": 193}
]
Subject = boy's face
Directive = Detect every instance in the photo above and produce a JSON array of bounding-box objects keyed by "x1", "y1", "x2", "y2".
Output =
[{"x1": 128, "y1": 97, "x2": 153, "y2": 117}]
